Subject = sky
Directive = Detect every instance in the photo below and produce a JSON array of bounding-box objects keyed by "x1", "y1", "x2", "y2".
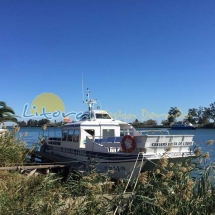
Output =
[{"x1": 1, "y1": 0, "x2": 215, "y2": 124}]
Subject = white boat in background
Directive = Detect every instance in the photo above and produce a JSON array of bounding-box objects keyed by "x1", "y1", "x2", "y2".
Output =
[{"x1": 41, "y1": 89, "x2": 195, "y2": 179}]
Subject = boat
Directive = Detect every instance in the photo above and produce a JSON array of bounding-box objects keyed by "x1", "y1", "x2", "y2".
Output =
[
  {"x1": 172, "y1": 122, "x2": 196, "y2": 130},
  {"x1": 40, "y1": 89, "x2": 195, "y2": 179}
]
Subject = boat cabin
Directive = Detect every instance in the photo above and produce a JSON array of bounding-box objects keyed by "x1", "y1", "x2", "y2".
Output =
[{"x1": 60, "y1": 110, "x2": 133, "y2": 149}]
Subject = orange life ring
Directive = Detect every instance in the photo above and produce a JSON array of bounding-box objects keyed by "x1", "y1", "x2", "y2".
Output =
[{"x1": 121, "y1": 135, "x2": 136, "y2": 153}]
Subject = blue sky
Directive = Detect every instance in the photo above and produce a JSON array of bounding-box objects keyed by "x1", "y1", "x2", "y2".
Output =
[{"x1": 1, "y1": 0, "x2": 215, "y2": 124}]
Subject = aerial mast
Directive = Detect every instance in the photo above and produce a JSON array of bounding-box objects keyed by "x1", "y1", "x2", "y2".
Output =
[{"x1": 83, "y1": 88, "x2": 98, "y2": 120}]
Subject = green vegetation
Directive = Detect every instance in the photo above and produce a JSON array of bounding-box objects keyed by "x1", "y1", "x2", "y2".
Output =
[
  {"x1": 0, "y1": 126, "x2": 29, "y2": 166},
  {"x1": 17, "y1": 119, "x2": 63, "y2": 127},
  {"x1": 0, "y1": 101, "x2": 17, "y2": 125},
  {"x1": 1, "y1": 127, "x2": 215, "y2": 214},
  {"x1": 132, "y1": 119, "x2": 158, "y2": 128}
]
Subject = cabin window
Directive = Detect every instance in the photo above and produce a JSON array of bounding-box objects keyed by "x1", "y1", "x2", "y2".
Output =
[
  {"x1": 96, "y1": 113, "x2": 111, "y2": 119},
  {"x1": 85, "y1": 129, "x2": 95, "y2": 136},
  {"x1": 103, "y1": 129, "x2": 114, "y2": 137},
  {"x1": 73, "y1": 129, "x2": 80, "y2": 142},
  {"x1": 62, "y1": 130, "x2": 68, "y2": 141},
  {"x1": 67, "y1": 130, "x2": 73, "y2": 141}
]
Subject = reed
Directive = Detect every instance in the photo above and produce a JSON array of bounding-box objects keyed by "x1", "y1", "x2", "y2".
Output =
[
  {"x1": 0, "y1": 129, "x2": 215, "y2": 214},
  {"x1": 0, "y1": 126, "x2": 29, "y2": 166}
]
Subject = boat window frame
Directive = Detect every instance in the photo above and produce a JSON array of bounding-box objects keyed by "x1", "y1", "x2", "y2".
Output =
[
  {"x1": 62, "y1": 130, "x2": 68, "y2": 141},
  {"x1": 96, "y1": 113, "x2": 111, "y2": 119},
  {"x1": 73, "y1": 129, "x2": 80, "y2": 142},
  {"x1": 67, "y1": 129, "x2": 74, "y2": 141},
  {"x1": 102, "y1": 129, "x2": 115, "y2": 137},
  {"x1": 84, "y1": 129, "x2": 95, "y2": 136}
]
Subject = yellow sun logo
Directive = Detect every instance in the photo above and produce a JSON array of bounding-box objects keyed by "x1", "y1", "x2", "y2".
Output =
[
  {"x1": 30, "y1": 93, "x2": 65, "y2": 116},
  {"x1": 22, "y1": 92, "x2": 86, "y2": 120}
]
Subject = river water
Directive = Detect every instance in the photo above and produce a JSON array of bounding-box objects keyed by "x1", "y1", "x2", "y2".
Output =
[{"x1": 16, "y1": 127, "x2": 215, "y2": 162}]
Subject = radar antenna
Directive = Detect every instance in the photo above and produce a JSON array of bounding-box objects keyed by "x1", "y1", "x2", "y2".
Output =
[{"x1": 83, "y1": 88, "x2": 98, "y2": 120}]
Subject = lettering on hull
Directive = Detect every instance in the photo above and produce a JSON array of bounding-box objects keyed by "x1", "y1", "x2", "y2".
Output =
[
  {"x1": 151, "y1": 142, "x2": 193, "y2": 147},
  {"x1": 46, "y1": 146, "x2": 86, "y2": 156},
  {"x1": 104, "y1": 166, "x2": 126, "y2": 171}
]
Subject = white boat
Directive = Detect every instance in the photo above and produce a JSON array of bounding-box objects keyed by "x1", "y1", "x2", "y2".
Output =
[{"x1": 41, "y1": 89, "x2": 195, "y2": 179}]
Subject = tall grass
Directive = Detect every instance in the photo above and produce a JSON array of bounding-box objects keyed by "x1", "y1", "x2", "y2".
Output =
[
  {"x1": 0, "y1": 127, "x2": 215, "y2": 214},
  {"x1": 0, "y1": 126, "x2": 29, "y2": 166}
]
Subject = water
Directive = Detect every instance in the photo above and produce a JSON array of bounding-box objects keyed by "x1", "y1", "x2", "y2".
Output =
[
  {"x1": 18, "y1": 127, "x2": 62, "y2": 146},
  {"x1": 17, "y1": 127, "x2": 215, "y2": 162}
]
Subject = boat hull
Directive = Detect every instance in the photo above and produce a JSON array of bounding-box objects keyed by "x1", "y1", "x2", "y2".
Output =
[
  {"x1": 171, "y1": 127, "x2": 196, "y2": 130},
  {"x1": 43, "y1": 147, "x2": 146, "y2": 179},
  {"x1": 41, "y1": 146, "x2": 193, "y2": 180}
]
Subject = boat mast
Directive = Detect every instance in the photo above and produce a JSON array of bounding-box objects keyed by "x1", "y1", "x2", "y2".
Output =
[{"x1": 83, "y1": 88, "x2": 98, "y2": 120}]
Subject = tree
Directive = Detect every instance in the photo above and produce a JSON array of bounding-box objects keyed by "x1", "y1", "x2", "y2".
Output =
[
  {"x1": 33, "y1": 120, "x2": 38, "y2": 126},
  {"x1": 38, "y1": 119, "x2": 50, "y2": 126},
  {"x1": 185, "y1": 108, "x2": 198, "y2": 124},
  {"x1": 0, "y1": 101, "x2": 17, "y2": 125},
  {"x1": 133, "y1": 119, "x2": 140, "y2": 125},
  {"x1": 17, "y1": 120, "x2": 27, "y2": 127},
  {"x1": 161, "y1": 120, "x2": 169, "y2": 126},
  {"x1": 209, "y1": 102, "x2": 215, "y2": 122},
  {"x1": 142, "y1": 119, "x2": 157, "y2": 127},
  {"x1": 27, "y1": 119, "x2": 34, "y2": 126},
  {"x1": 167, "y1": 107, "x2": 182, "y2": 125},
  {"x1": 197, "y1": 106, "x2": 210, "y2": 125}
]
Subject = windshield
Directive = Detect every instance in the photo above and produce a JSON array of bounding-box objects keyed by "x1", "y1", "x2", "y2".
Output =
[{"x1": 95, "y1": 113, "x2": 111, "y2": 119}]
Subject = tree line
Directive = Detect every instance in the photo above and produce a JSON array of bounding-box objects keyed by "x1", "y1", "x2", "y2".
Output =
[
  {"x1": 132, "y1": 102, "x2": 215, "y2": 128},
  {"x1": 17, "y1": 119, "x2": 62, "y2": 127}
]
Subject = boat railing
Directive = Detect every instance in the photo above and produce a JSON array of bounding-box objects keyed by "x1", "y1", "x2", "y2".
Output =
[
  {"x1": 137, "y1": 129, "x2": 170, "y2": 135},
  {"x1": 91, "y1": 136, "x2": 122, "y2": 152},
  {"x1": 93, "y1": 136, "x2": 123, "y2": 144},
  {"x1": 46, "y1": 137, "x2": 61, "y2": 146}
]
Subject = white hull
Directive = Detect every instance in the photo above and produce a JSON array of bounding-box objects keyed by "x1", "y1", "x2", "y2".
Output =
[
  {"x1": 44, "y1": 147, "x2": 145, "y2": 179},
  {"x1": 44, "y1": 146, "x2": 193, "y2": 179}
]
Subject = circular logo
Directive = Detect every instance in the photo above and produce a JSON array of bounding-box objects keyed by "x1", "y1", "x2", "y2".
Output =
[{"x1": 30, "y1": 93, "x2": 65, "y2": 116}]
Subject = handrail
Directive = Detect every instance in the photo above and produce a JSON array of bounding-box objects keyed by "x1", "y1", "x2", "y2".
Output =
[
  {"x1": 93, "y1": 136, "x2": 123, "y2": 144},
  {"x1": 138, "y1": 129, "x2": 170, "y2": 135}
]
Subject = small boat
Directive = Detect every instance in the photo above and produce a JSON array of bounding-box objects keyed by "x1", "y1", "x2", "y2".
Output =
[
  {"x1": 172, "y1": 122, "x2": 196, "y2": 130},
  {"x1": 41, "y1": 89, "x2": 195, "y2": 179}
]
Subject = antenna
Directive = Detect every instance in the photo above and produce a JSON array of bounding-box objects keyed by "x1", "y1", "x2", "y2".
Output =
[
  {"x1": 83, "y1": 88, "x2": 98, "y2": 120},
  {"x1": 82, "y1": 72, "x2": 84, "y2": 102}
]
